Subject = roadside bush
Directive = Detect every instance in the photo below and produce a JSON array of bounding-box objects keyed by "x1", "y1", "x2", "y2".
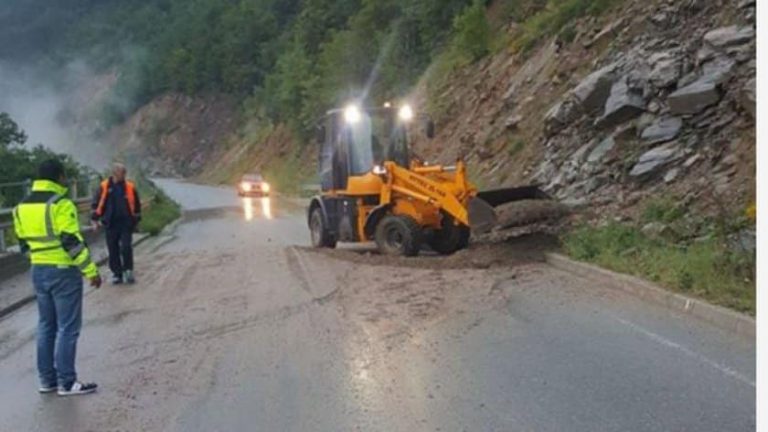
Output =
[
  {"x1": 138, "y1": 190, "x2": 181, "y2": 236},
  {"x1": 563, "y1": 222, "x2": 755, "y2": 314}
]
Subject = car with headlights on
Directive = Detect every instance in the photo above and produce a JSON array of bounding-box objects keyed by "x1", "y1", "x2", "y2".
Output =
[{"x1": 238, "y1": 173, "x2": 270, "y2": 197}]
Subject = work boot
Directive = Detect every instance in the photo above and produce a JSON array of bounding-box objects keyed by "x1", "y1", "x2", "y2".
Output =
[
  {"x1": 124, "y1": 270, "x2": 135, "y2": 284},
  {"x1": 111, "y1": 274, "x2": 123, "y2": 285},
  {"x1": 58, "y1": 381, "x2": 98, "y2": 396}
]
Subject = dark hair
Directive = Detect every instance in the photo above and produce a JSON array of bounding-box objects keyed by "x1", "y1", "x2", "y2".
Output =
[{"x1": 38, "y1": 159, "x2": 65, "y2": 182}]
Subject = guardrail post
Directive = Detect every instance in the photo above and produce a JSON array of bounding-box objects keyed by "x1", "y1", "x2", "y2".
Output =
[
  {"x1": 0, "y1": 230, "x2": 5, "y2": 253},
  {"x1": 23, "y1": 179, "x2": 31, "y2": 197}
]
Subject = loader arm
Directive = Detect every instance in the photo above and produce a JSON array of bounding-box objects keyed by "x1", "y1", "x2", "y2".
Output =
[{"x1": 383, "y1": 162, "x2": 472, "y2": 226}]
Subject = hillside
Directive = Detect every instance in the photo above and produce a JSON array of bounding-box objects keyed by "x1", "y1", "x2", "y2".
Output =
[{"x1": 413, "y1": 0, "x2": 755, "y2": 222}]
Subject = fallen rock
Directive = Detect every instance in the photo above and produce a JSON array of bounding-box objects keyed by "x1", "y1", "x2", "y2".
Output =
[
  {"x1": 664, "y1": 168, "x2": 680, "y2": 183},
  {"x1": 640, "y1": 117, "x2": 683, "y2": 144},
  {"x1": 544, "y1": 98, "x2": 580, "y2": 135},
  {"x1": 504, "y1": 115, "x2": 523, "y2": 130},
  {"x1": 587, "y1": 136, "x2": 616, "y2": 163},
  {"x1": 699, "y1": 57, "x2": 735, "y2": 85},
  {"x1": 569, "y1": 142, "x2": 594, "y2": 164},
  {"x1": 703, "y1": 26, "x2": 755, "y2": 49},
  {"x1": 648, "y1": 51, "x2": 682, "y2": 88},
  {"x1": 738, "y1": 0, "x2": 756, "y2": 8},
  {"x1": 571, "y1": 63, "x2": 618, "y2": 113},
  {"x1": 598, "y1": 77, "x2": 646, "y2": 127},
  {"x1": 683, "y1": 154, "x2": 701, "y2": 168},
  {"x1": 630, "y1": 143, "x2": 681, "y2": 177},
  {"x1": 740, "y1": 78, "x2": 756, "y2": 117},
  {"x1": 667, "y1": 80, "x2": 720, "y2": 115}
]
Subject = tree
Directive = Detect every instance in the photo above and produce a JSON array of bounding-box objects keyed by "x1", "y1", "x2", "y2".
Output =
[{"x1": 0, "y1": 112, "x2": 27, "y2": 148}]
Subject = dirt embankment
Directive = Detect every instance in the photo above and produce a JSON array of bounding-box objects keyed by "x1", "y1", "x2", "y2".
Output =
[{"x1": 106, "y1": 93, "x2": 238, "y2": 177}]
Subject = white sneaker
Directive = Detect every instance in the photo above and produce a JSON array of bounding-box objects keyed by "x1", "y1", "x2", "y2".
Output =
[
  {"x1": 58, "y1": 381, "x2": 98, "y2": 396},
  {"x1": 38, "y1": 385, "x2": 57, "y2": 394},
  {"x1": 124, "y1": 270, "x2": 135, "y2": 284}
]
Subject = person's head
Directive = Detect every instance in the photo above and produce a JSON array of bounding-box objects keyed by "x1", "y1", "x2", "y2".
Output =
[
  {"x1": 112, "y1": 163, "x2": 127, "y2": 182},
  {"x1": 38, "y1": 159, "x2": 66, "y2": 185}
]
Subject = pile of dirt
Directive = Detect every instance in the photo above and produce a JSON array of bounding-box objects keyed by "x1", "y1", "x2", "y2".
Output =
[{"x1": 300, "y1": 232, "x2": 560, "y2": 270}]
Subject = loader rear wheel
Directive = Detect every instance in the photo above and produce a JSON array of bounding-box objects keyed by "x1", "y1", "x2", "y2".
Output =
[
  {"x1": 375, "y1": 215, "x2": 422, "y2": 257},
  {"x1": 310, "y1": 207, "x2": 336, "y2": 249},
  {"x1": 429, "y1": 214, "x2": 470, "y2": 255}
]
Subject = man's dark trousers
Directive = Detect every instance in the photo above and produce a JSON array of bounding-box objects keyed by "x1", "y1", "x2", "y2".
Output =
[{"x1": 106, "y1": 224, "x2": 133, "y2": 278}]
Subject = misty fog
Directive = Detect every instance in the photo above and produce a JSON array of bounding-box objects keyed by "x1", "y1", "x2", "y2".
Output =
[{"x1": 0, "y1": 60, "x2": 112, "y2": 169}]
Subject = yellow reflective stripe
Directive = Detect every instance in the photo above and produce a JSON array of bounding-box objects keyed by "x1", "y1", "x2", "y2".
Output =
[
  {"x1": 78, "y1": 260, "x2": 94, "y2": 271},
  {"x1": 43, "y1": 194, "x2": 63, "y2": 241}
]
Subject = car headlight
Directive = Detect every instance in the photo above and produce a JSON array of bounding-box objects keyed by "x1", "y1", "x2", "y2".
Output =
[
  {"x1": 344, "y1": 104, "x2": 362, "y2": 123},
  {"x1": 398, "y1": 104, "x2": 414, "y2": 121},
  {"x1": 241, "y1": 182, "x2": 252, "y2": 192},
  {"x1": 262, "y1": 182, "x2": 270, "y2": 192}
]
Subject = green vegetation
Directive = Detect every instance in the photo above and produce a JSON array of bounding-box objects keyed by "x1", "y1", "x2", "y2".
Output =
[
  {"x1": 0, "y1": 113, "x2": 87, "y2": 207},
  {"x1": 563, "y1": 198, "x2": 756, "y2": 314},
  {"x1": 2, "y1": 0, "x2": 483, "y2": 135},
  {"x1": 513, "y1": 0, "x2": 622, "y2": 52},
  {"x1": 137, "y1": 188, "x2": 181, "y2": 236},
  {"x1": 507, "y1": 138, "x2": 525, "y2": 157},
  {"x1": 125, "y1": 173, "x2": 182, "y2": 236}
]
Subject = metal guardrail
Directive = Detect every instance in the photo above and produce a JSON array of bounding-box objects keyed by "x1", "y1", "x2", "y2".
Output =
[{"x1": 0, "y1": 178, "x2": 98, "y2": 253}]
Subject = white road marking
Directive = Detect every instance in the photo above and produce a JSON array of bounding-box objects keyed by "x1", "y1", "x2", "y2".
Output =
[{"x1": 614, "y1": 317, "x2": 755, "y2": 388}]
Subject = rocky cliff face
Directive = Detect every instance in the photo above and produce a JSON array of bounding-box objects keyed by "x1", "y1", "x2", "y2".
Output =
[
  {"x1": 415, "y1": 0, "x2": 755, "y2": 221},
  {"x1": 107, "y1": 94, "x2": 238, "y2": 177}
]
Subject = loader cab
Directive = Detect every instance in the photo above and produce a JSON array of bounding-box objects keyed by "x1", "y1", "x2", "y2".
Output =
[{"x1": 316, "y1": 105, "x2": 416, "y2": 192}]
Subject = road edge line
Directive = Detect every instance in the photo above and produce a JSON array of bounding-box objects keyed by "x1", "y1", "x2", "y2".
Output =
[{"x1": 544, "y1": 252, "x2": 755, "y2": 339}]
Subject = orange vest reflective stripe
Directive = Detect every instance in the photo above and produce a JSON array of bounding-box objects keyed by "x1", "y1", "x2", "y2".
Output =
[{"x1": 96, "y1": 179, "x2": 137, "y2": 217}]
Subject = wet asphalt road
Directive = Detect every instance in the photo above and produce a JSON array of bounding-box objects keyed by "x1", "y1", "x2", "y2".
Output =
[{"x1": 0, "y1": 179, "x2": 755, "y2": 431}]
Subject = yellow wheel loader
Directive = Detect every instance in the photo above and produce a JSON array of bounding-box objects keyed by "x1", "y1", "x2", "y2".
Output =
[{"x1": 307, "y1": 103, "x2": 548, "y2": 256}]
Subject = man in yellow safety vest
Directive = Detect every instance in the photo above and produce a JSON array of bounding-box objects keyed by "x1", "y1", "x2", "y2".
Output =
[{"x1": 13, "y1": 159, "x2": 102, "y2": 396}]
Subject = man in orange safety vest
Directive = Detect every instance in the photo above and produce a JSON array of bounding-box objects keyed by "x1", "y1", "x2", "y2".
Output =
[{"x1": 91, "y1": 163, "x2": 142, "y2": 285}]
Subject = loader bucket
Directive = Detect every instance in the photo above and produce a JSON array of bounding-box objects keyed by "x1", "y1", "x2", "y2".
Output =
[
  {"x1": 468, "y1": 197, "x2": 498, "y2": 234},
  {"x1": 469, "y1": 185, "x2": 550, "y2": 233},
  {"x1": 476, "y1": 185, "x2": 550, "y2": 207}
]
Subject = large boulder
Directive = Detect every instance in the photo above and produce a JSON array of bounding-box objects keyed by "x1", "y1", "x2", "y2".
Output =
[
  {"x1": 667, "y1": 80, "x2": 720, "y2": 115},
  {"x1": 648, "y1": 51, "x2": 682, "y2": 88},
  {"x1": 544, "y1": 98, "x2": 580, "y2": 135},
  {"x1": 703, "y1": 26, "x2": 755, "y2": 49},
  {"x1": 598, "y1": 76, "x2": 646, "y2": 128},
  {"x1": 640, "y1": 117, "x2": 683, "y2": 143},
  {"x1": 629, "y1": 143, "x2": 682, "y2": 177},
  {"x1": 571, "y1": 63, "x2": 619, "y2": 113}
]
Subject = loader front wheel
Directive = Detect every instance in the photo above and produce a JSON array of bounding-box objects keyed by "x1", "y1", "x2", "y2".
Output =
[
  {"x1": 375, "y1": 215, "x2": 422, "y2": 257},
  {"x1": 429, "y1": 214, "x2": 470, "y2": 255},
  {"x1": 310, "y1": 206, "x2": 336, "y2": 249}
]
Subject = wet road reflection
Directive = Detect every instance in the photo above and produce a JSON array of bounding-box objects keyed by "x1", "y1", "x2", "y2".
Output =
[{"x1": 242, "y1": 197, "x2": 273, "y2": 221}]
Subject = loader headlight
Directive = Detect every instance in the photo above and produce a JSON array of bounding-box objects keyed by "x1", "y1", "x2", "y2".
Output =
[
  {"x1": 372, "y1": 165, "x2": 387, "y2": 175},
  {"x1": 241, "y1": 182, "x2": 252, "y2": 192},
  {"x1": 344, "y1": 104, "x2": 362, "y2": 123},
  {"x1": 398, "y1": 104, "x2": 414, "y2": 122}
]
